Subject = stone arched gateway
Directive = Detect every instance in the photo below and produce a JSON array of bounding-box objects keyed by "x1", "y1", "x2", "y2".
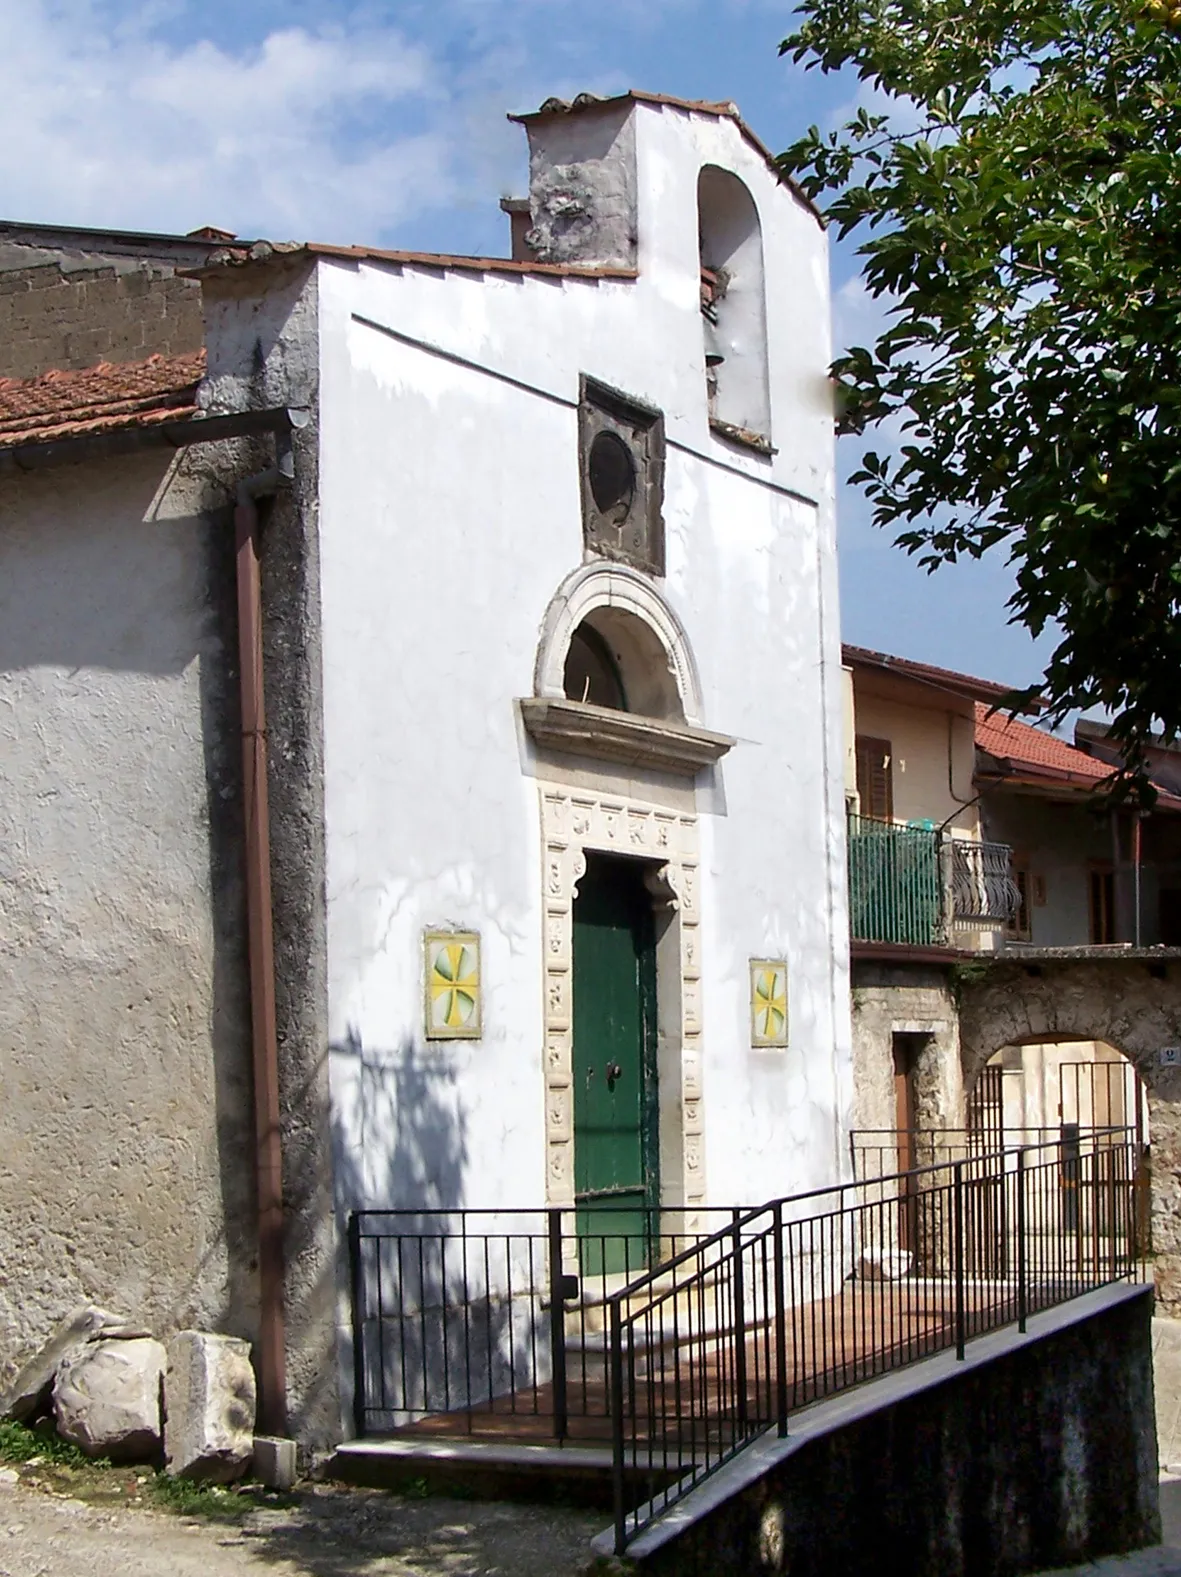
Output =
[{"x1": 957, "y1": 950, "x2": 1181, "y2": 1314}]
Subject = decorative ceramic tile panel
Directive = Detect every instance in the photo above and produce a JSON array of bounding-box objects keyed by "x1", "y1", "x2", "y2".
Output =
[
  {"x1": 425, "y1": 931, "x2": 481, "y2": 1039},
  {"x1": 750, "y1": 959, "x2": 789, "y2": 1048}
]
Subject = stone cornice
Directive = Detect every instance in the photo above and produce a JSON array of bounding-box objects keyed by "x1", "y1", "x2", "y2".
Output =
[{"x1": 519, "y1": 698, "x2": 734, "y2": 777}]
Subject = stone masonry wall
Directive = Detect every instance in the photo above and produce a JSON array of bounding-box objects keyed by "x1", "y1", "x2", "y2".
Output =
[
  {"x1": 851, "y1": 964, "x2": 964, "y2": 1140},
  {"x1": 636, "y1": 1287, "x2": 1159, "y2": 1577},
  {"x1": 0, "y1": 261, "x2": 203, "y2": 380}
]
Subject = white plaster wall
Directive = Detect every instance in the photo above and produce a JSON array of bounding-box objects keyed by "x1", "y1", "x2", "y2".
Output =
[
  {"x1": 849, "y1": 679, "x2": 980, "y2": 838},
  {"x1": 316, "y1": 97, "x2": 850, "y2": 1227},
  {"x1": 0, "y1": 451, "x2": 253, "y2": 1380},
  {"x1": 982, "y1": 794, "x2": 1111, "y2": 946}
]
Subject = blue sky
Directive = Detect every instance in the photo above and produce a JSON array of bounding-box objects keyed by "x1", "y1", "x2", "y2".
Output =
[{"x1": 3, "y1": 0, "x2": 1051, "y2": 691}]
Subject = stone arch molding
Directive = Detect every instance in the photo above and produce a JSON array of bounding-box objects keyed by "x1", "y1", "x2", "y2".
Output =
[
  {"x1": 957, "y1": 958, "x2": 1181, "y2": 1094},
  {"x1": 956, "y1": 956, "x2": 1181, "y2": 1315},
  {"x1": 534, "y1": 564, "x2": 706, "y2": 726}
]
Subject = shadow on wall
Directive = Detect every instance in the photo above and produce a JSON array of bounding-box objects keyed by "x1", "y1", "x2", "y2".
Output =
[
  {"x1": 0, "y1": 462, "x2": 209, "y2": 676},
  {"x1": 330, "y1": 1032, "x2": 541, "y2": 1434},
  {"x1": 331, "y1": 1028, "x2": 469, "y2": 1212}
]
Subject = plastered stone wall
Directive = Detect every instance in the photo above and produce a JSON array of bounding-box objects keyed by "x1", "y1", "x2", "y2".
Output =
[
  {"x1": 958, "y1": 956, "x2": 1181, "y2": 1314},
  {"x1": 0, "y1": 261, "x2": 203, "y2": 380},
  {"x1": 520, "y1": 101, "x2": 639, "y2": 268},
  {"x1": 0, "y1": 447, "x2": 255, "y2": 1385},
  {"x1": 200, "y1": 261, "x2": 337, "y2": 1449}
]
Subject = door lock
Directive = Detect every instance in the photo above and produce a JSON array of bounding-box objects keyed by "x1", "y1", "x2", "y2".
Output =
[{"x1": 606, "y1": 1061, "x2": 623, "y2": 1089}]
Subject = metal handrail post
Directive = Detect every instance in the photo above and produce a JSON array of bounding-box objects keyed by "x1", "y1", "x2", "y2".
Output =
[
  {"x1": 773, "y1": 1202, "x2": 789, "y2": 1437},
  {"x1": 732, "y1": 1209, "x2": 749, "y2": 1434},
  {"x1": 547, "y1": 1209, "x2": 569, "y2": 1442},
  {"x1": 347, "y1": 1212, "x2": 367, "y2": 1439},
  {"x1": 1108, "y1": 1144, "x2": 1120, "y2": 1282},
  {"x1": 610, "y1": 1300, "x2": 626, "y2": 1556},
  {"x1": 1017, "y1": 1148, "x2": 1027, "y2": 1333},
  {"x1": 954, "y1": 1162, "x2": 966, "y2": 1359}
]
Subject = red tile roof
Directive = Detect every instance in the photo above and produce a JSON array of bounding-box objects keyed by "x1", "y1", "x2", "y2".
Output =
[
  {"x1": 843, "y1": 643, "x2": 1033, "y2": 708},
  {"x1": 0, "y1": 350, "x2": 205, "y2": 448},
  {"x1": 975, "y1": 703, "x2": 1112, "y2": 786},
  {"x1": 190, "y1": 239, "x2": 638, "y2": 282},
  {"x1": 508, "y1": 91, "x2": 824, "y2": 224}
]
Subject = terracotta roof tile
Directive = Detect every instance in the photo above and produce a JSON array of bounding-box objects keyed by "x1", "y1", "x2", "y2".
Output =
[
  {"x1": 975, "y1": 704, "x2": 1112, "y2": 785},
  {"x1": 0, "y1": 350, "x2": 205, "y2": 448},
  {"x1": 189, "y1": 239, "x2": 638, "y2": 281}
]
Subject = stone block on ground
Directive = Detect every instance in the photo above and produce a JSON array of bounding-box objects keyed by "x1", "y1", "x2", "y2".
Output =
[
  {"x1": 1, "y1": 1305, "x2": 149, "y2": 1424},
  {"x1": 164, "y1": 1331, "x2": 255, "y2": 1482},
  {"x1": 252, "y1": 1434, "x2": 297, "y2": 1490},
  {"x1": 857, "y1": 1247, "x2": 914, "y2": 1281},
  {"x1": 53, "y1": 1337, "x2": 165, "y2": 1461}
]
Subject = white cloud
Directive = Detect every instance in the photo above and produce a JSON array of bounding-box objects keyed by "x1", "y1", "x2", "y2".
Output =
[
  {"x1": 0, "y1": 2, "x2": 454, "y2": 240},
  {"x1": 833, "y1": 272, "x2": 892, "y2": 356},
  {"x1": 0, "y1": 0, "x2": 802, "y2": 247}
]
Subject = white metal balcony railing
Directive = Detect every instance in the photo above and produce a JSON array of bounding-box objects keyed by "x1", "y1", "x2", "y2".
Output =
[{"x1": 942, "y1": 835, "x2": 1023, "y2": 931}]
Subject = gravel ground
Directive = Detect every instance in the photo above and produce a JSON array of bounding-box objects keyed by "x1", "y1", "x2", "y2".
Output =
[
  {"x1": 3, "y1": 1460, "x2": 1180, "y2": 1575},
  {"x1": 0, "y1": 1472, "x2": 611, "y2": 1577},
  {"x1": 1030, "y1": 1476, "x2": 1181, "y2": 1577}
]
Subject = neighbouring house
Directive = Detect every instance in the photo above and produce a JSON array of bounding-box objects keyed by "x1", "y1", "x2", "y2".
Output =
[
  {"x1": 0, "y1": 91, "x2": 851, "y2": 1450},
  {"x1": 842, "y1": 645, "x2": 1181, "y2": 1290},
  {"x1": 842, "y1": 645, "x2": 1022, "y2": 1162},
  {"x1": 1072, "y1": 717, "x2": 1181, "y2": 946},
  {"x1": 0, "y1": 219, "x2": 231, "y2": 380}
]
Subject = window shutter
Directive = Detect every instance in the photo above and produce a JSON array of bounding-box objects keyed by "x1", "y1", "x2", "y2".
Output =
[{"x1": 855, "y1": 735, "x2": 894, "y2": 822}]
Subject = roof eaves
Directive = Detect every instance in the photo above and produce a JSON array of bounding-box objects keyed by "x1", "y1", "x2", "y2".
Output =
[
  {"x1": 0, "y1": 218, "x2": 245, "y2": 265},
  {"x1": 977, "y1": 757, "x2": 1111, "y2": 792},
  {"x1": 844, "y1": 643, "x2": 1028, "y2": 707},
  {"x1": 0, "y1": 400, "x2": 200, "y2": 450},
  {"x1": 305, "y1": 243, "x2": 638, "y2": 280},
  {"x1": 978, "y1": 743, "x2": 1181, "y2": 813},
  {"x1": 0, "y1": 405, "x2": 296, "y2": 474},
  {"x1": 187, "y1": 239, "x2": 639, "y2": 283}
]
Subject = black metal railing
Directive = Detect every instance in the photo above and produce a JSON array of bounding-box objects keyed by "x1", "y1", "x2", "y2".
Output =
[
  {"x1": 346, "y1": 1135, "x2": 1143, "y2": 1553},
  {"x1": 848, "y1": 1124, "x2": 1135, "y2": 1181},
  {"x1": 606, "y1": 1131, "x2": 1143, "y2": 1552},
  {"x1": 347, "y1": 1205, "x2": 735, "y2": 1439}
]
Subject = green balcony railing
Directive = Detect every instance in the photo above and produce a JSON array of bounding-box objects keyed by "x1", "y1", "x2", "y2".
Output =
[{"x1": 847, "y1": 813, "x2": 944, "y2": 945}]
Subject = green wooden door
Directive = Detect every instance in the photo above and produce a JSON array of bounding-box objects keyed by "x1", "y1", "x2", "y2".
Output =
[{"x1": 572, "y1": 855, "x2": 659, "y2": 1276}]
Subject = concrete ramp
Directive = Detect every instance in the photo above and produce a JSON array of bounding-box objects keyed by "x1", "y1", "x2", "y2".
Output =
[{"x1": 595, "y1": 1284, "x2": 1159, "y2": 1577}]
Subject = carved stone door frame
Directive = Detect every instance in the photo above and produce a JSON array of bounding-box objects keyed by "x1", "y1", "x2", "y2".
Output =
[{"x1": 540, "y1": 786, "x2": 706, "y2": 1221}]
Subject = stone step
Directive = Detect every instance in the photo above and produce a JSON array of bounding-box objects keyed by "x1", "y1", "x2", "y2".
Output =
[{"x1": 330, "y1": 1435, "x2": 685, "y2": 1510}]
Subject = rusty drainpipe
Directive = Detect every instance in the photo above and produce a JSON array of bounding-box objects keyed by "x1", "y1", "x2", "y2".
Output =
[{"x1": 235, "y1": 455, "x2": 292, "y2": 1438}]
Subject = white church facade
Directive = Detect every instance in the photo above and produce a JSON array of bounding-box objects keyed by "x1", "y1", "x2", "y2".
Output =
[
  {"x1": 293, "y1": 93, "x2": 852, "y2": 1228},
  {"x1": 0, "y1": 91, "x2": 852, "y2": 1444}
]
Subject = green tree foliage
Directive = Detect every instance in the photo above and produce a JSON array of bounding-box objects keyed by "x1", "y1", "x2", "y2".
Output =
[{"x1": 779, "y1": 0, "x2": 1181, "y2": 779}]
